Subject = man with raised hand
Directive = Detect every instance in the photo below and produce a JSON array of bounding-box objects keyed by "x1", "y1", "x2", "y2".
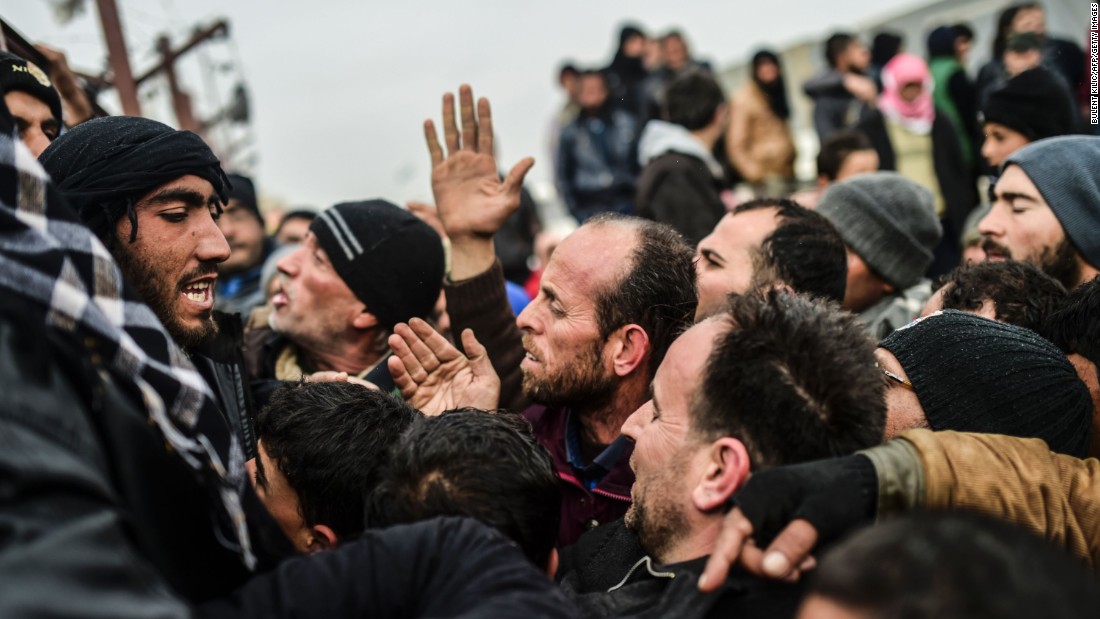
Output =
[{"x1": 410, "y1": 85, "x2": 697, "y2": 546}]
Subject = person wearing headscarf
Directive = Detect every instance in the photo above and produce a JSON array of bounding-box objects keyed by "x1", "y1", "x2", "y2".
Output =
[
  {"x1": 857, "y1": 52, "x2": 978, "y2": 277},
  {"x1": 0, "y1": 101, "x2": 293, "y2": 610},
  {"x1": 602, "y1": 24, "x2": 651, "y2": 121},
  {"x1": 38, "y1": 115, "x2": 263, "y2": 462},
  {"x1": 927, "y1": 25, "x2": 980, "y2": 169},
  {"x1": 726, "y1": 49, "x2": 796, "y2": 195}
]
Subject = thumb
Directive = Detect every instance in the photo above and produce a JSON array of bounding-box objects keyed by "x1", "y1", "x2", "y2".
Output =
[
  {"x1": 461, "y1": 328, "x2": 492, "y2": 375},
  {"x1": 503, "y1": 157, "x2": 535, "y2": 194}
]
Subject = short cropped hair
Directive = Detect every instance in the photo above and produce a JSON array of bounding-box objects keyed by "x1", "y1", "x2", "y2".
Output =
[
  {"x1": 587, "y1": 214, "x2": 698, "y2": 380},
  {"x1": 934, "y1": 261, "x2": 1067, "y2": 332},
  {"x1": 825, "y1": 32, "x2": 856, "y2": 67},
  {"x1": 817, "y1": 129, "x2": 874, "y2": 181},
  {"x1": 365, "y1": 409, "x2": 560, "y2": 567},
  {"x1": 1041, "y1": 275, "x2": 1100, "y2": 366},
  {"x1": 734, "y1": 198, "x2": 848, "y2": 303},
  {"x1": 662, "y1": 70, "x2": 725, "y2": 131},
  {"x1": 693, "y1": 291, "x2": 884, "y2": 466},
  {"x1": 256, "y1": 382, "x2": 420, "y2": 539},
  {"x1": 810, "y1": 512, "x2": 1100, "y2": 618}
]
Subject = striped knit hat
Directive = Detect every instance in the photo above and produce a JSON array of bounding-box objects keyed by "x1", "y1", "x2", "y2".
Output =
[{"x1": 310, "y1": 200, "x2": 444, "y2": 330}]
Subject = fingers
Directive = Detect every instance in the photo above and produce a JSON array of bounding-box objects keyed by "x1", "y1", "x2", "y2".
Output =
[
  {"x1": 389, "y1": 325, "x2": 428, "y2": 384},
  {"x1": 459, "y1": 84, "x2": 478, "y2": 152},
  {"x1": 760, "y1": 519, "x2": 819, "y2": 580},
  {"x1": 698, "y1": 507, "x2": 754, "y2": 592},
  {"x1": 503, "y1": 157, "x2": 536, "y2": 194},
  {"x1": 424, "y1": 120, "x2": 443, "y2": 167},
  {"x1": 387, "y1": 355, "x2": 418, "y2": 401},
  {"x1": 408, "y1": 317, "x2": 460, "y2": 363},
  {"x1": 442, "y1": 92, "x2": 460, "y2": 156},
  {"x1": 477, "y1": 97, "x2": 493, "y2": 154}
]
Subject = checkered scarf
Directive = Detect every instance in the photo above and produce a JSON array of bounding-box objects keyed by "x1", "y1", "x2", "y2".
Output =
[{"x1": 0, "y1": 126, "x2": 256, "y2": 569}]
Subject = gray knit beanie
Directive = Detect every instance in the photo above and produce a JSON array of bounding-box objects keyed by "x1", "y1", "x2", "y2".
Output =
[
  {"x1": 1004, "y1": 136, "x2": 1100, "y2": 269},
  {"x1": 879, "y1": 310, "x2": 1091, "y2": 457},
  {"x1": 817, "y1": 172, "x2": 942, "y2": 289}
]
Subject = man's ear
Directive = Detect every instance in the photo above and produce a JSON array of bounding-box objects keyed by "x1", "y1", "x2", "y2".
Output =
[
  {"x1": 691, "y1": 437, "x2": 751, "y2": 513},
  {"x1": 607, "y1": 324, "x2": 650, "y2": 378},
  {"x1": 352, "y1": 309, "x2": 381, "y2": 330},
  {"x1": 306, "y1": 524, "x2": 338, "y2": 554}
]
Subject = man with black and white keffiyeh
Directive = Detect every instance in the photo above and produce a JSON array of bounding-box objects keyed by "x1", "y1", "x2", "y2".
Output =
[{"x1": 0, "y1": 99, "x2": 577, "y2": 619}]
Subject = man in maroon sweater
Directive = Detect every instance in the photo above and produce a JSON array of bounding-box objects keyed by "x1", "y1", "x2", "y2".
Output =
[{"x1": 401, "y1": 85, "x2": 697, "y2": 546}]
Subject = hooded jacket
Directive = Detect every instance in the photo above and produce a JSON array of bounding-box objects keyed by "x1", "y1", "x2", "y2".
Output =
[{"x1": 635, "y1": 119, "x2": 726, "y2": 245}]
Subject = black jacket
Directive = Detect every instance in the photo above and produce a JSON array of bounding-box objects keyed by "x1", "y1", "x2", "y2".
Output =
[
  {"x1": 199, "y1": 517, "x2": 578, "y2": 619},
  {"x1": 193, "y1": 310, "x2": 259, "y2": 460},
  {"x1": 0, "y1": 298, "x2": 293, "y2": 614},
  {"x1": 558, "y1": 519, "x2": 804, "y2": 619},
  {"x1": 635, "y1": 151, "x2": 726, "y2": 246}
]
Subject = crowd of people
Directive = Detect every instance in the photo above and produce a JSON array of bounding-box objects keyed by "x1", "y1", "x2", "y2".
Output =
[{"x1": 1, "y1": 2, "x2": 1100, "y2": 617}]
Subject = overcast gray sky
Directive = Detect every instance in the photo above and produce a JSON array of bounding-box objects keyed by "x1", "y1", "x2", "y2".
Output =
[{"x1": 6, "y1": 0, "x2": 921, "y2": 208}]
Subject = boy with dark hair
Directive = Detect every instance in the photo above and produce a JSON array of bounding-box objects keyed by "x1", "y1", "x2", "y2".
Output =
[
  {"x1": 790, "y1": 129, "x2": 879, "y2": 207},
  {"x1": 249, "y1": 381, "x2": 420, "y2": 553},
  {"x1": 635, "y1": 70, "x2": 728, "y2": 244},
  {"x1": 366, "y1": 408, "x2": 560, "y2": 571},
  {"x1": 923, "y1": 260, "x2": 1066, "y2": 332}
]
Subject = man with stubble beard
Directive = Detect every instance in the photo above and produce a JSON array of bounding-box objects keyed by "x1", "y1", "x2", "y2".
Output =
[
  {"x1": 39, "y1": 115, "x2": 260, "y2": 457},
  {"x1": 979, "y1": 136, "x2": 1100, "y2": 290}
]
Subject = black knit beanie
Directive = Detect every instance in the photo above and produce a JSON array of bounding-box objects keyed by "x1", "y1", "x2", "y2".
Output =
[
  {"x1": 981, "y1": 68, "x2": 1076, "y2": 141},
  {"x1": 225, "y1": 173, "x2": 262, "y2": 223},
  {"x1": 879, "y1": 310, "x2": 1091, "y2": 457},
  {"x1": 0, "y1": 51, "x2": 63, "y2": 125},
  {"x1": 310, "y1": 200, "x2": 444, "y2": 330}
]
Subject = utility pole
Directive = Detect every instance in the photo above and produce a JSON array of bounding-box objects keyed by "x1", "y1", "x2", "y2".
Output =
[
  {"x1": 136, "y1": 21, "x2": 228, "y2": 134},
  {"x1": 94, "y1": 0, "x2": 141, "y2": 116}
]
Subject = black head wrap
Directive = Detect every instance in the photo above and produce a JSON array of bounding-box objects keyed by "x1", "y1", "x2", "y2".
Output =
[
  {"x1": 37, "y1": 115, "x2": 229, "y2": 245},
  {"x1": 751, "y1": 49, "x2": 790, "y2": 119}
]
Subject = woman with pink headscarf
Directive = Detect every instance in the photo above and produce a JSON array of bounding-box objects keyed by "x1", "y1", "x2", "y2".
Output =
[{"x1": 857, "y1": 52, "x2": 978, "y2": 276}]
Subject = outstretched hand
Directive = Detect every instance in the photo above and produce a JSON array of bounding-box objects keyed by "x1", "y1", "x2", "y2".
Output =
[
  {"x1": 388, "y1": 317, "x2": 501, "y2": 415},
  {"x1": 424, "y1": 85, "x2": 534, "y2": 279}
]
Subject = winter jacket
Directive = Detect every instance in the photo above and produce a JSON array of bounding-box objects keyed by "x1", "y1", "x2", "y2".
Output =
[
  {"x1": 635, "y1": 120, "x2": 727, "y2": 245},
  {"x1": 524, "y1": 406, "x2": 634, "y2": 547},
  {"x1": 194, "y1": 311, "x2": 260, "y2": 461},
  {"x1": 872, "y1": 429, "x2": 1100, "y2": 568},
  {"x1": 929, "y1": 57, "x2": 980, "y2": 169},
  {"x1": 556, "y1": 108, "x2": 640, "y2": 221},
  {"x1": 727, "y1": 81, "x2": 797, "y2": 183},
  {"x1": 858, "y1": 280, "x2": 932, "y2": 342},
  {"x1": 242, "y1": 325, "x2": 395, "y2": 412},
  {"x1": 199, "y1": 517, "x2": 578, "y2": 619},
  {"x1": 858, "y1": 108, "x2": 978, "y2": 246},
  {"x1": 558, "y1": 519, "x2": 803, "y2": 619},
  {"x1": 0, "y1": 298, "x2": 293, "y2": 615},
  {"x1": 803, "y1": 70, "x2": 868, "y2": 142}
]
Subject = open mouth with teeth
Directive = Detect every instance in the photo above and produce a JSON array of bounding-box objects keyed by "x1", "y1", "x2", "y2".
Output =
[{"x1": 181, "y1": 280, "x2": 214, "y2": 309}]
